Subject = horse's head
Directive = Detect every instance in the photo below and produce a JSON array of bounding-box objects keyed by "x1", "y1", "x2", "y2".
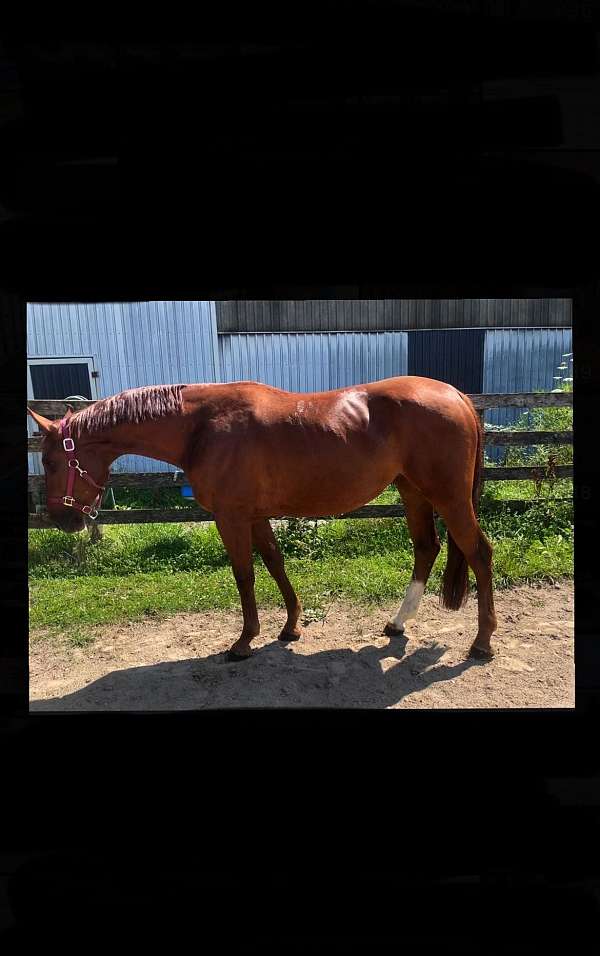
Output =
[{"x1": 28, "y1": 406, "x2": 110, "y2": 533}]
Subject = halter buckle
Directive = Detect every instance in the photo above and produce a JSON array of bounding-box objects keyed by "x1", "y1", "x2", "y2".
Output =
[
  {"x1": 62, "y1": 437, "x2": 75, "y2": 452},
  {"x1": 82, "y1": 505, "x2": 99, "y2": 519},
  {"x1": 63, "y1": 495, "x2": 75, "y2": 507}
]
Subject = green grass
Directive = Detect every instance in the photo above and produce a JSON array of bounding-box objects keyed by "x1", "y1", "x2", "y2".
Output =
[
  {"x1": 29, "y1": 536, "x2": 572, "y2": 635},
  {"x1": 482, "y1": 477, "x2": 572, "y2": 500},
  {"x1": 29, "y1": 490, "x2": 573, "y2": 638}
]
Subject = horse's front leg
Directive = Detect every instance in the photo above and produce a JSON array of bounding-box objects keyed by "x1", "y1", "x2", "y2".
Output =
[
  {"x1": 252, "y1": 518, "x2": 302, "y2": 642},
  {"x1": 214, "y1": 512, "x2": 260, "y2": 662}
]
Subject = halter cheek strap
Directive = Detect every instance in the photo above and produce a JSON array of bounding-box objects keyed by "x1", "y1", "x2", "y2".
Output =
[{"x1": 47, "y1": 418, "x2": 106, "y2": 520}]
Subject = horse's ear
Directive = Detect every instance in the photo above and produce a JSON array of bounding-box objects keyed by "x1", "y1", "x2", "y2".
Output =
[{"x1": 27, "y1": 407, "x2": 55, "y2": 434}]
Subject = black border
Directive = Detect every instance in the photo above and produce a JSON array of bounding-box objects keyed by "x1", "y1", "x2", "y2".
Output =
[{"x1": 1, "y1": 9, "x2": 600, "y2": 930}]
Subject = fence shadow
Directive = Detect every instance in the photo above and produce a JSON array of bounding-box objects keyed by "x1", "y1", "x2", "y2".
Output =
[{"x1": 30, "y1": 634, "x2": 483, "y2": 711}]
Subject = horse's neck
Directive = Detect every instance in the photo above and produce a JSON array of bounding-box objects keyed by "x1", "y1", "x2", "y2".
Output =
[{"x1": 91, "y1": 417, "x2": 188, "y2": 470}]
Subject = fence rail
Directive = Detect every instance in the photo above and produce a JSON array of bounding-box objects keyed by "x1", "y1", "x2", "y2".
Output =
[
  {"x1": 28, "y1": 390, "x2": 572, "y2": 529},
  {"x1": 27, "y1": 497, "x2": 573, "y2": 529}
]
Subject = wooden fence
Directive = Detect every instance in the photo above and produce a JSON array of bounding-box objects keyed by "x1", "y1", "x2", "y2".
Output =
[{"x1": 28, "y1": 391, "x2": 573, "y2": 529}]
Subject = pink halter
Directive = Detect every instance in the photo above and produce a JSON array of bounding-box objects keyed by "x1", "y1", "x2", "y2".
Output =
[{"x1": 47, "y1": 417, "x2": 106, "y2": 520}]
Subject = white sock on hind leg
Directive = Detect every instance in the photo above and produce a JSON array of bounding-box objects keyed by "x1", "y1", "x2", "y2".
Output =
[{"x1": 390, "y1": 580, "x2": 425, "y2": 629}]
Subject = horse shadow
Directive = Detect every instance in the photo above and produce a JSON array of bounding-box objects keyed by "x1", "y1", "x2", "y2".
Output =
[{"x1": 30, "y1": 630, "x2": 485, "y2": 711}]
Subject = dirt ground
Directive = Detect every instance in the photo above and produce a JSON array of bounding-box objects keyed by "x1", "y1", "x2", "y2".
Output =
[{"x1": 29, "y1": 581, "x2": 574, "y2": 710}]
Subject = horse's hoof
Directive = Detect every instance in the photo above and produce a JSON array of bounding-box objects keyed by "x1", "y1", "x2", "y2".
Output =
[
  {"x1": 384, "y1": 622, "x2": 405, "y2": 637},
  {"x1": 468, "y1": 644, "x2": 494, "y2": 661},
  {"x1": 278, "y1": 630, "x2": 301, "y2": 642},
  {"x1": 225, "y1": 650, "x2": 252, "y2": 662}
]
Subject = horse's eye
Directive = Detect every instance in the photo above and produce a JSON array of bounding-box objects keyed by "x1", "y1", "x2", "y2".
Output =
[{"x1": 43, "y1": 459, "x2": 56, "y2": 473}]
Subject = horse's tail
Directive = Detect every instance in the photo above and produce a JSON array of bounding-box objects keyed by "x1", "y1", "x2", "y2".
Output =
[
  {"x1": 465, "y1": 393, "x2": 484, "y2": 518},
  {"x1": 440, "y1": 393, "x2": 483, "y2": 611}
]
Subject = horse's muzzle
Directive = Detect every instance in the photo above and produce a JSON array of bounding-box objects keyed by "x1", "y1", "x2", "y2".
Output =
[{"x1": 49, "y1": 510, "x2": 87, "y2": 533}]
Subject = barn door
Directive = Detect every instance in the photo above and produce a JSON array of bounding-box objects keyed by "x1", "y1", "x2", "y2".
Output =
[{"x1": 407, "y1": 329, "x2": 485, "y2": 393}]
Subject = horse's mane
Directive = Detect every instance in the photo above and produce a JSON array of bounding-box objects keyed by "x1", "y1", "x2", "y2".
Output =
[{"x1": 71, "y1": 384, "x2": 185, "y2": 436}]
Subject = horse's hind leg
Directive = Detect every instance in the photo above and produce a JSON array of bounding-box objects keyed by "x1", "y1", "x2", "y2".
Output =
[
  {"x1": 252, "y1": 518, "x2": 303, "y2": 642},
  {"x1": 435, "y1": 500, "x2": 497, "y2": 659},
  {"x1": 384, "y1": 476, "x2": 441, "y2": 637}
]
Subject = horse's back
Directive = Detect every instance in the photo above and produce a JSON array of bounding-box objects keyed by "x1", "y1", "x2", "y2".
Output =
[{"x1": 183, "y1": 375, "x2": 460, "y2": 406}]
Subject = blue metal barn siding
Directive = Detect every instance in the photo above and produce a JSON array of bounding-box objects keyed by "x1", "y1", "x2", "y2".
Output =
[
  {"x1": 27, "y1": 301, "x2": 219, "y2": 475},
  {"x1": 483, "y1": 327, "x2": 572, "y2": 461},
  {"x1": 218, "y1": 332, "x2": 409, "y2": 392}
]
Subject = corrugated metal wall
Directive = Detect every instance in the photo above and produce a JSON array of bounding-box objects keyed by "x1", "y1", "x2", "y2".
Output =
[
  {"x1": 218, "y1": 332, "x2": 409, "y2": 392},
  {"x1": 483, "y1": 327, "x2": 573, "y2": 461},
  {"x1": 216, "y1": 298, "x2": 572, "y2": 333},
  {"x1": 27, "y1": 301, "x2": 219, "y2": 474}
]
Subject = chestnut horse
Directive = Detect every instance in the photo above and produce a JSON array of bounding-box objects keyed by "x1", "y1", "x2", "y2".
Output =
[{"x1": 28, "y1": 376, "x2": 497, "y2": 661}]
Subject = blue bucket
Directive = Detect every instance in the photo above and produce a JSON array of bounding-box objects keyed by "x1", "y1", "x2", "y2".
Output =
[{"x1": 181, "y1": 485, "x2": 195, "y2": 499}]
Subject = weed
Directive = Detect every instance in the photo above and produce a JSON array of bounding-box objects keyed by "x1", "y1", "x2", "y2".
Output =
[{"x1": 69, "y1": 628, "x2": 96, "y2": 648}]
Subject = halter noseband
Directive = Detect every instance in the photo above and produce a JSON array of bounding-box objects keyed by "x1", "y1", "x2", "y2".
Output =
[{"x1": 47, "y1": 417, "x2": 106, "y2": 520}]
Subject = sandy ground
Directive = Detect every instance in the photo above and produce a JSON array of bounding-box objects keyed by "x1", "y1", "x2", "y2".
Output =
[{"x1": 29, "y1": 581, "x2": 574, "y2": 710}]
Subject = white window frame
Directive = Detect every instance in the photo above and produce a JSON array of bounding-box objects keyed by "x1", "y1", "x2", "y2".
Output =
[{"x1": 27, "y1": 356, "x2": 100, "y2": 403}]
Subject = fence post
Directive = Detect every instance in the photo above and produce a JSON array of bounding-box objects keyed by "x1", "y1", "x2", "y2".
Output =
[{"x1": 478, "y1": 409, "x2": 486, "y2": 498}]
